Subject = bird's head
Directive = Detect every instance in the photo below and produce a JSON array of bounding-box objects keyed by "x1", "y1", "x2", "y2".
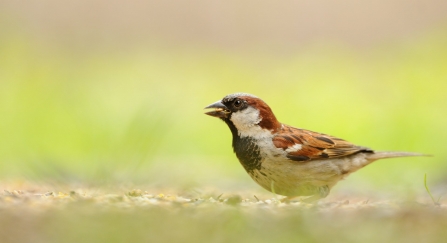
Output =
[{"x1": 205, "y1": 93, "x2": 281, "y2": 137}]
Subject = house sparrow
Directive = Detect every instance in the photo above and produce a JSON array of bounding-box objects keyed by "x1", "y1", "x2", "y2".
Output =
[{"x1": 205, "y1": 93, "x2": 425, "y2": 201}]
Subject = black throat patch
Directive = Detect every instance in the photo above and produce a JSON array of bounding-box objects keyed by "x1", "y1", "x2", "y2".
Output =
[
  {"x1": 233, "y1": 136, "x2": 263, "y2": 172},
  {"x1": 223, "y1": 119, "x2": 262, "y2": 172}
]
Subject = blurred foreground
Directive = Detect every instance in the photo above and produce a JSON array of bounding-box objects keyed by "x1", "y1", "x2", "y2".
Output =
[{"x1": 1, "y1": 181, "x2": 446, "y2": 243}]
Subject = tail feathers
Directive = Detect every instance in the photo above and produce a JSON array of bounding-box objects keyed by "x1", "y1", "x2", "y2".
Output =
[{"x1": 367, "y1": 151, "x2": 430, "y2": 161}]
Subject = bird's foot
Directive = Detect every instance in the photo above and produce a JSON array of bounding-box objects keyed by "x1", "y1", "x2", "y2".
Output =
[{"x1": 280, "y1": 195, "x2": 321, "y2": 204}]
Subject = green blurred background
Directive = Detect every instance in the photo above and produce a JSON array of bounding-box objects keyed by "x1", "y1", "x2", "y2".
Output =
[{"x1": 1, "y1": 0, "x2": 447, "y2": 198}]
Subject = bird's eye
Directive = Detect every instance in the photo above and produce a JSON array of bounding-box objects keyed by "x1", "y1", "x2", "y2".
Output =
[{"x1": 233, "y1": 99, "x2": 242, "y2": 108}]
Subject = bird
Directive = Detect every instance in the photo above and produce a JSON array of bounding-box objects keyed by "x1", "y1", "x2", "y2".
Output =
[{"x1": 204, "y1": 93, "x2": 426, "y2": 202}]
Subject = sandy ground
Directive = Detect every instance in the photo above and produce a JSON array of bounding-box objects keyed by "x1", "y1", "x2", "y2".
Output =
[{"x1": 1, "y1": 181, "x2": 446, "y2": 243}]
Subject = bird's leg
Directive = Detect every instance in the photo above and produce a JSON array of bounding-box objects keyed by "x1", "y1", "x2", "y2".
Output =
[
  {"x1": 281, "y1": 186, "x2": 330, "y2": 204},
  {"x1": 280, "y1": 196, "x2": 296, "y2": 203},
  {"x1": 280, "y1": 195, "x2": 319, "y2": 203},
  {"x1": 318, "y1": 185, "x2": 330, "y2": 198},
  {"x1": 300, "y1": 195, "x2": 322, "y2": 203}
]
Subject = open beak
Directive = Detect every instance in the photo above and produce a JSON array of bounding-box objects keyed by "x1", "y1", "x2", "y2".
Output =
[{"x1": 204, "y1": 100, "x2": 230, "y2": 118}]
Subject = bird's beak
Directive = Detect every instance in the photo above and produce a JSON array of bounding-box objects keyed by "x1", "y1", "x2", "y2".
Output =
[{"x1": 204, "y1": 100, "x2": 230, "y2": 118}]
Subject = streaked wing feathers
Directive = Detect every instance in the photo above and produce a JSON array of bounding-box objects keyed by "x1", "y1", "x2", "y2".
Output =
[{"x1": 272, "y1": 125, "x2": 372, "y2": 161}]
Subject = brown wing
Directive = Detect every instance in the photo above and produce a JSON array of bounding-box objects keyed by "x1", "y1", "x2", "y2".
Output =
[{"x1": 272, "y1": 124, "x2": 373, "y2": 161}]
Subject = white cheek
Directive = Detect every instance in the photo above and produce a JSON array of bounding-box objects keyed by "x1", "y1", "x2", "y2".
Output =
[
  {"x1": 230, "y1": 107, "x2": 272, "y2": 139},
  {"x1": 230, "y1": 106, "x2": 261, "y2": 127},
  {"x1": 230, "y1": 106, "x2": 286, "y2": 157}
]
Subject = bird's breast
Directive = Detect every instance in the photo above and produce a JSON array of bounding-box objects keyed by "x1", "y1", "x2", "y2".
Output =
[{"x1": 232, "y1": 136, "x2": 263, "y2": 172}]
